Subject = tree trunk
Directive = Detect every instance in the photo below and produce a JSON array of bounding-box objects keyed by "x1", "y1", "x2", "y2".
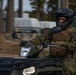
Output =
[
  {"x1": 6, "y1": 0, "x2": 14, "y2": 33},
  {"x1": 0, "y1": 0, "x2": 4, "y2": 33},
  {"x1": 18, "y1": 0, "x2": 22, "y2": 17},
  {"x1": 61, "y1": 0, "x2": 69, "y2": 8}
]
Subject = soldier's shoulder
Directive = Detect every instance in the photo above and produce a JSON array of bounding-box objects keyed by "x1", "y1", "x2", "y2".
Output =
[
  {"x1": 68, "y1": 27, "x2": 76, "y2": 33},
  {"x1": 71, "y1": 27, "x2": 76, "y2": 32}
]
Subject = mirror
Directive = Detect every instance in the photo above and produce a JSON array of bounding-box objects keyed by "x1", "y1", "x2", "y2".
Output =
[{"x1": 12, "y1": 31, "x2": 18, "y2": 39}]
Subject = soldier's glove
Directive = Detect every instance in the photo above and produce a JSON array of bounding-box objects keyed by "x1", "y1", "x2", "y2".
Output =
[
  {"x1": 42, "y1": 41, "x2": 48, "y2": 48},
  {"x1": 55, "y1": 41, "x2": 65, "y2": 46}
]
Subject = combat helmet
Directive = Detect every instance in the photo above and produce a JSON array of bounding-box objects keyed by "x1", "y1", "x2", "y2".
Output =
[{"x1": 55, "y1": 7, "x2": 74, "y2": 30}]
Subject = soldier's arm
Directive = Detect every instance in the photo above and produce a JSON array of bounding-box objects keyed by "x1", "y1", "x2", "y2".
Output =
[
  {"x1": 63, "y1": 29, "x2": 76, "y2": 51},
  {"x1": 63, "y1": 42, "x2": 76, "y2": 51},
  {"x1": 30, "y1": 34, "x2": 48, "y2": 46}
]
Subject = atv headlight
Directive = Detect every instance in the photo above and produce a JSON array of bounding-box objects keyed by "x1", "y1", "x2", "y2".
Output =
[
  {"x1": 20, "y1": 47, "x2": 31, "y2": 57},
  {"x1": 23, "y1": 66, "x2": 35, "y2": 75}
]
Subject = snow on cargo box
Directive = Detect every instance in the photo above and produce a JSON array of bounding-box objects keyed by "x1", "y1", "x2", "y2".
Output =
[
  {"x1": 14, "y1": 18, "x2": 41, "y2": 33},
  {"x1": 39, "y1": 21, "x2": 56, "y2": 29}
]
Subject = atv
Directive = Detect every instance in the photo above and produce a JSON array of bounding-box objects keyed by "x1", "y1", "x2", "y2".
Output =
[{"x1": 0, "y1": 26, "x2": 64, "y2": 75}]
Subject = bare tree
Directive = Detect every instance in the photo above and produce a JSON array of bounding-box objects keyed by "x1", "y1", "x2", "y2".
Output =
[{"x1": 6, "y1": 0, "x2": 14, "y2": 33}]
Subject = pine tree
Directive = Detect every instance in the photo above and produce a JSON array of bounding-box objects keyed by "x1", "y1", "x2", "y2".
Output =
[
  {"x1": 30, "y1": 0, "x2": 46, "y2": 20},
  {"x1": 69, "y1": 0, "x2": 76, "y2": 16},
  {"x1": 46, "y1": 0, "x2": 58, "y2": 21}
]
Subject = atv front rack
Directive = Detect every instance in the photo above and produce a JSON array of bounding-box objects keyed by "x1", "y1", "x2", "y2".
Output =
[{"x1": 0, "y1": 57, "x2": 62, "y2": 75}]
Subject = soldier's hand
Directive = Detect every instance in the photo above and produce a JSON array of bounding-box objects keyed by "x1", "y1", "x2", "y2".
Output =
[{"x1": 55, "y1": 41, "x2": 65, "y2": 46}]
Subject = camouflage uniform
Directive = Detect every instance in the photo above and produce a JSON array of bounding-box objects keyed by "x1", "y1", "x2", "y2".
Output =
[{"x1": 30, "y1": 27, "x2": 76, "y2": 75}]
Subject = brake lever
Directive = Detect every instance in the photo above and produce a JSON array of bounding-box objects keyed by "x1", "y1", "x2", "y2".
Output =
[{"x1": 48, "y1": 44, "x2": 59, "y2": 48}]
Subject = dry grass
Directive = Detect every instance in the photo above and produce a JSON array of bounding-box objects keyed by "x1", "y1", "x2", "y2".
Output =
[{"x1": 0, "y1": 33, "x2": 20, "y2": 56}]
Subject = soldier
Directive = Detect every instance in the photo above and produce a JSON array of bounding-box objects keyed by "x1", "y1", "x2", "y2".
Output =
[
  {"x1": 30, "y1": 7, "x2": 76, "y2": 75},
  {"x1": 50, "y1": 8, "x2": 76, "y2": 75}
]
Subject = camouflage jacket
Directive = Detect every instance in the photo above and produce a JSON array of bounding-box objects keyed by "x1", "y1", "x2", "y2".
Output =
[{"x1": 30, "y1": 27, "x2": 76, "y2": 57}]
